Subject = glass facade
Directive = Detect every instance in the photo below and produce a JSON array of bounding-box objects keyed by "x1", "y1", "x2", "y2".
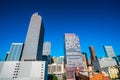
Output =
[
  {"x1": 103, "y1": 46, "x2": 115, "y2": 58},
  {"x1": 6, "y1": 43, "x2": 23, "y2": 61},
  {"x1": 43, "y1": 41, "x2": 51, "y2": 56}
]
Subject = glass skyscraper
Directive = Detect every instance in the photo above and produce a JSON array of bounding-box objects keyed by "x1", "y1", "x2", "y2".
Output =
[
  {"x1": 43, "y1": 41, "x2": 51, "y2": 56},
  {"x1": 21, "y1": 12, "x2": 44, "y2": 61},
  {"x1": 6, "y1": 43, "x2": 23, "y2": 61},
  {"x1": 64, "y1": 33, "x2": 83, "y2": 79},
  {"x1": 103, "y1": 46, "x2": 116, "y2": 58}
]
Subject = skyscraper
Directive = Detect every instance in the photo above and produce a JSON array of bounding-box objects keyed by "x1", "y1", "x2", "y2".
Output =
[
  {"x1": 64, "y1": 33, "x2": 83, "y2": 79},
  {"x1": 6, "y1": 43, "x2": 24, "y2": 61},
  {"x1": 43, "y1": 41, "x2": 51, "y2": 56},
  {"x1": 89, "y1": 46, "x2": 97, "y2": 60},
  {"x1": 89, "y1": 46, "x2": 100, "y2": 72},
  {"x1": 103, "y1": 46, "x2": 116, "y2": 58},
  {"x1": 21, "y1": 12, "x2": 44, "y2": 61},
  {"x1": 0, "y1": 13, "x2": 48, "y2": 80}
]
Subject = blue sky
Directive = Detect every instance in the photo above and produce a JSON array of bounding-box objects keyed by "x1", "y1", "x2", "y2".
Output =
[{"x1": 0, "y1": 0, "x2": 120, "y2": 60}]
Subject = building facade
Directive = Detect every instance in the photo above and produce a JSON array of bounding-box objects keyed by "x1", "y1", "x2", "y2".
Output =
[
  {"x1": 64, "y1": 33, "x2": 83, "y2": 79},
  {"x1": 99, "y1": 57, "x2": 117, "y2": 68},
  {"x1": 103, "y1": 46, "x2": 116, "y2": 58},
  {"x1": 0, "y1": 61, "x2": 47, "y2": 80},
  {"x1": 6, "y1": 43, "x2": 24, "y2": 61},
  {"x1": 0, "y1": 13, "x2": 48, "y2": 80},
  {"x1": 43, "y1": 41, "x2": 51, "y2": 56},
  {"x1": 82, "y1": 53, "x2": 88, "y2": 70},
  {"x1": 57, "y1": 56, "x2": 64, "y2": 64},
  {"x1": 108, "y1": 66, "x2": 119, "y2": 79},
  {"x1": 89, "y1": 46, "x2": 97, "y2": 61},
  {"x1": 48, "y1": 64, "x2": 65, "y2": 80},
  {"x1": 21, "y1": 13, "x2": 44, "y2": 61},
  {"x1": 89, "y1": 46, "x2": 100, "y2": 72}
]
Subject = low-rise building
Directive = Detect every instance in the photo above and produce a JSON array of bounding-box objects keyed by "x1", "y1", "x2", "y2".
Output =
[
  {"x1": 0, "y1": 61, "x2": 47, "y2": 80},
  {"x1": 108, "y1": 66, "x2": 119, "y2": 79},
  {"x1": 48, "y1": 64, "x2": 65, "y2": 80},
  {"x1": 99, "y1": 57, "x2": 117, "y2": 68}
]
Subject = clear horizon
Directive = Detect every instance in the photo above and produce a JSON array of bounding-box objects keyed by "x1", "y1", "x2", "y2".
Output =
[{"x1": 0, "y1": 0, "x2": 120, "y2": 60}]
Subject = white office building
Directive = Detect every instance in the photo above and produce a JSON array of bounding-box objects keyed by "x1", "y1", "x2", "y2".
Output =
[
  {"x1": 0, "y1": 61, "x2": 47, "y2": 80},
  {"x1": 99, "y1": 57, "x2": 117, "y2": 68},
  {"x1": 48, "y1": 64, "x2": 65, "y2": 80},
  {"x1": 64, "y1": 33, "x2": 83, "y2": 79}
]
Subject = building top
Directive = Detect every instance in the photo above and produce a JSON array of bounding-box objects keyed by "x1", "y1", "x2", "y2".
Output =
[{"x1": 103, "y1": 46, "x2": 116, "y2": 58}]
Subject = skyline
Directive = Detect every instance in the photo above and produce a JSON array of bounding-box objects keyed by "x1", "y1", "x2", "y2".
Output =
[{"x1": 0, "y1": 0, "x2": 120, "y2": 60}]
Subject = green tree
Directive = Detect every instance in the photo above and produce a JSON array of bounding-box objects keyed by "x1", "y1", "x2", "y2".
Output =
[
  {"x1": 111, "y1": 78, "x2": 116, "y2": 80},
  {"x1": 63, "y1": 75, "x2": 66, "y2": 80},
  {"x1": 52, "y1": 75, "x2": 58, "y2": 80}
]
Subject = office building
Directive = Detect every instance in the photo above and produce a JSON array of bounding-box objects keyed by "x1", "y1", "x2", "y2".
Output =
[
  {"x1": 89, "y1": 46, "x2": 97, "y2": 60},
  {"x1": 21, "y1": 12, "x2": 44, "y2": 61},
  {"x1": 52, "y1": 56, "x2": 58, "y2": 64},
  {"x1": 101, "y1": 66, "x2": 119, "y2": 79},
  {"x1": 0, "y1": 13, "x2": 48, "y2": 80},
  {"x1": 99, "y1": 57, "x2": 117, "y2": 68},
  {"x1": 89, "y1": 46, "x2": 100, "y2": 72},
  {"x1": 43, "y1": 41, "x2": 51, "y2": 56},
  {"x1": 108, "y1": 66, "x2": 119, "y2": 79},
  {"x1": 6, "y1": 43, "x2": 24, "y2": 61},
  {"x1": 48, "y1": 64, "x2": 65, "y2": 80},
  {"x1": 0, "y1": 61, "x2": 47, "y2": 80},
  {"x1": 57, "y1": 56, "x2": 64, "y2": 64},
  {"x1": 42, "y1": 42, "x2": 51, "y2": 64},
  {"x1": 88, "y1": 59, "x2": 91, "y2": 66},
  {"x1": 64, "y1": 33, "x2": 83, "y2": 79},
  {"x1": 82, "y1": 53, "x2": 88, "y2": 70},
  {"x1": 103, "y1": 46, "x2": 116, "y2": 58}
]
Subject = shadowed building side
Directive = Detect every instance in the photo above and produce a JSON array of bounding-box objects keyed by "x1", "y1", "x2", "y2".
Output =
[
  {"x1": 89, "y1": 46, "x2": 101, "y2": 72},
  {"x1": 89, "y1": 46, "x2": 97, "y2": 61}
]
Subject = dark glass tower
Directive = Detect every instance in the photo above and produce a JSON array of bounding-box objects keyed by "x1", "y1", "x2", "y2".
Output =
[
  {"x1": 89, "y1": 46, "x2": 97, "y2": 61},
  {"x1": 89, "y1": 46, "x2": 100, "y2": 72}
]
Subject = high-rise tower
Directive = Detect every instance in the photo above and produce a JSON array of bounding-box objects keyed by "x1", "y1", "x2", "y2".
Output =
[
  {"x1": 64, "y1": 33, "x2": 83, "y2": 79},
  {"x1": 89, "y1": 46, "x2": 101, "y2": 72},
  {"x1": 43, "y1": 41, "x2": 51, "y2": 56},
  {"x1": 103, "y1": 46, "x2": 115, "y2": 58},
  {"x1": 21, "y1": 13, "x2": 44, "y2": 61},
  {"x1": 0, "y1": 13, "x2": 48, "y2": 80},
  {"x1": 89, "y1": 46, "x2": 97, "y2": 61}
]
